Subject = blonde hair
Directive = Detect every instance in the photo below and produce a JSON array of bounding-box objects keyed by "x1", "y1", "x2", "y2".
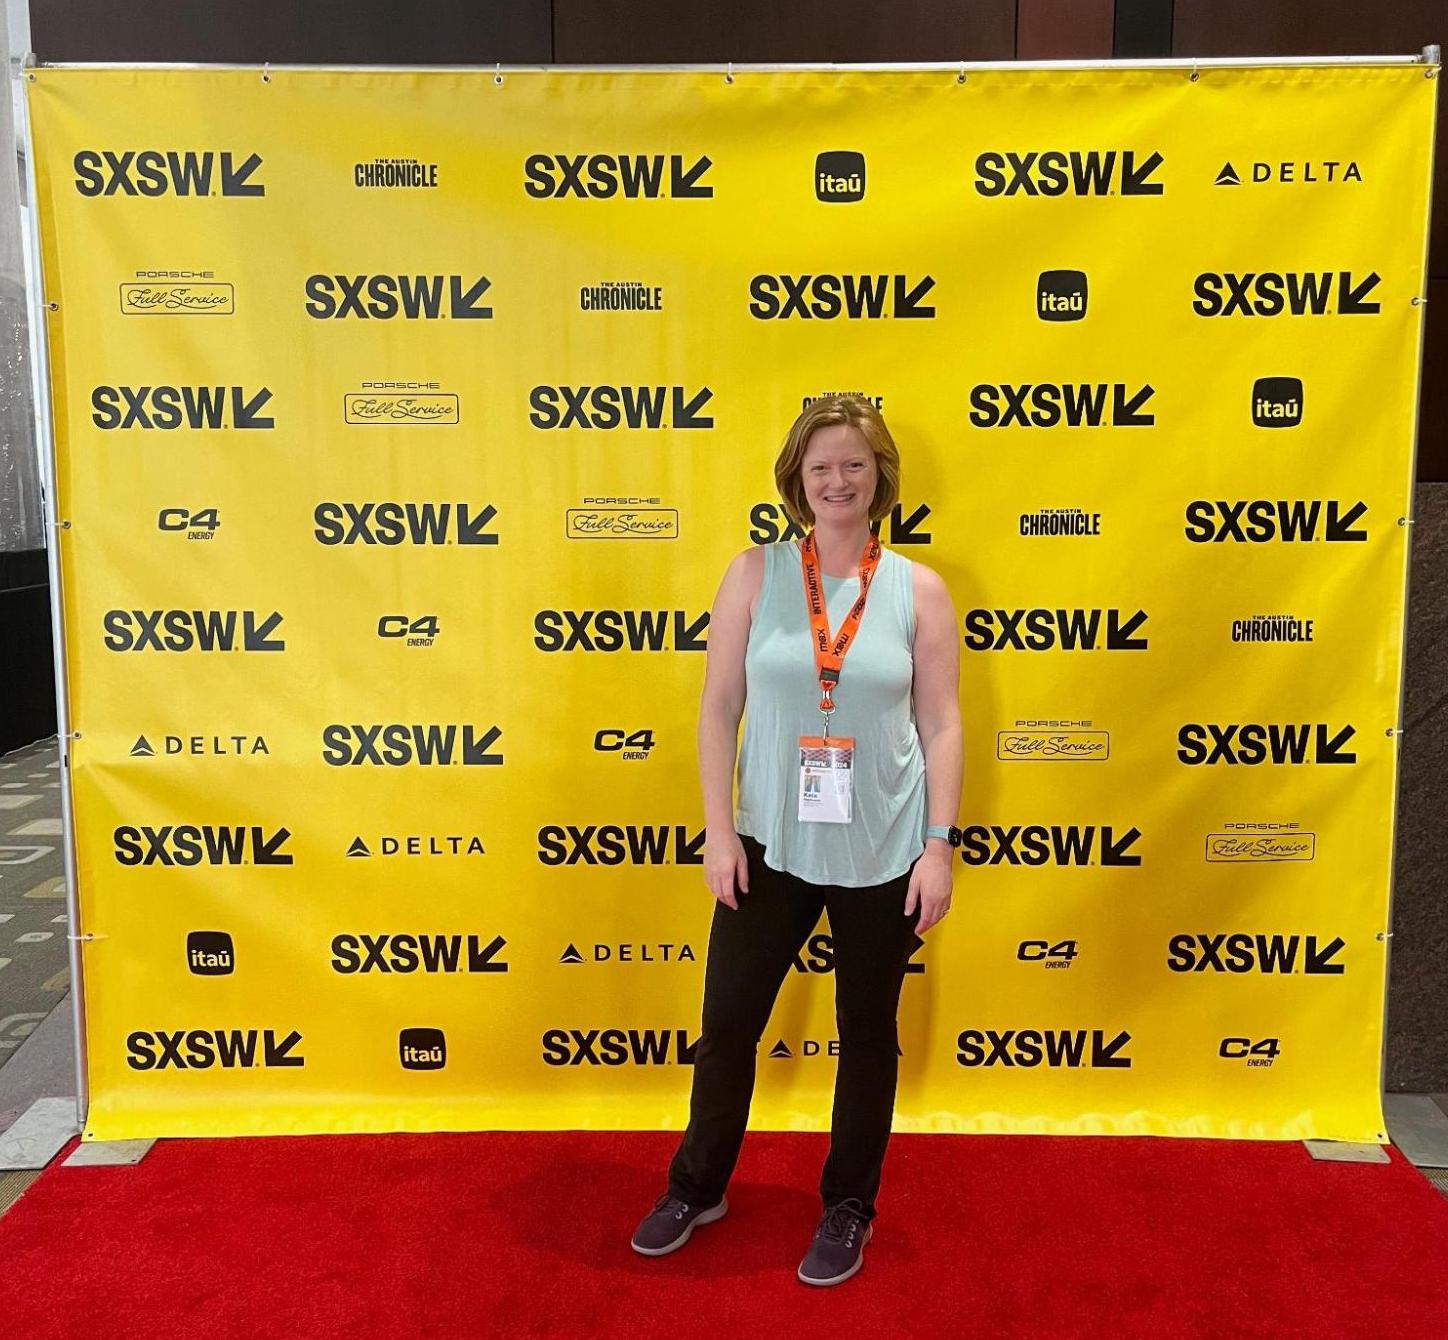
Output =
[{"x1": 774, "y1": 395, "x2": 901, "y2": 530}]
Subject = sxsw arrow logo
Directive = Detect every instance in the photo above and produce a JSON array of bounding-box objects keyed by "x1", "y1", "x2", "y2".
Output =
[
  {"x1": 330, "y1": 932, "x2": 509, "y2": 974},
  {"x1": 968, "y1": 382, "x2": 1154, "y2": 428},
  {"x1": 75, "y1": 149, "x2": 265, "y2": 197},
  {"x1": 956, "y1": 1028, "x2": 1133, "y2": 1068},
  {"x1": 958, "y1": 824, "x2": 1141, "y2": 867},
  {"x1": 975, "y1": 149, "x2": 1163, "y2": 196},
  {"x1": 524, "y1": 152, "x2": 713, "y2": 199},
  {"x1": 303, "y1": 274, "x2": 492, "y2": 319},
  {"x1": 527, "y1": 384, "x2": 714, "y2": 429},
  {"x1": 113, "y1": 824, "x2": 293, "y2": 867},
  {"x1": 313, "y1": 502, "x2": 498, "y2": 546},
  {"x1": 533, "y1": 609, "x2": 709, "y2": 652},
  {"x1": 537, "y1": 825, "x2": 706, "y2": 866},
  {"x1": 1184, "y1": 500, "x2": 1367, "y2": 543},
  {"x1": 1167, "y1": 933, "x2": 1346, "y2": 974},
  {"x1": 1176, "y1": 722, "x2": 1357, "y2": 765},
  {"x1": 320, "y1": 724, "x2": 504, "y2": 767},
  {"x1": 92, "y1": 385, "x2": 274, "y2": 429},
  {"x1": 1192, "y1": 270, "x2": 1381, "y2": 317},
  {"x1": 126, "y1": 1027, "x2": 303, "y2": 1070},
  {"x1": 963, "y1": 608, "x2": 1148, "y2": 652},
  {"x1": 748, "y1": 273, "x2": 935, "y2": 320},
  {"x1": 103, "y1": 610, "x2": 285, "y2": 653}
]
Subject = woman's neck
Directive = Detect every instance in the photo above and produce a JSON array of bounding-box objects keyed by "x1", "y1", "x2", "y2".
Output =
[{"x1": 805, "y1": 519, "x2": 876, "y2": 578}]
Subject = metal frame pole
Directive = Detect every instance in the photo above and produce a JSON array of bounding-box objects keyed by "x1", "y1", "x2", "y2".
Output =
[{"x1": 14, "y1": 57, "x2": 89, "y2": 1133}]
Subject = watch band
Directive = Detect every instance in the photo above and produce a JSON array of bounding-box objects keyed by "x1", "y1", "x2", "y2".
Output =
[{"x1": 925, "y1": 824, "x2": 962, "y2": 847}]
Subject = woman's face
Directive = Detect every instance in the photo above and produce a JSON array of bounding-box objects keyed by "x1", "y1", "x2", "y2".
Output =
[{"x1": 799, "y1": 424, "x2": 878, "y2": 528}]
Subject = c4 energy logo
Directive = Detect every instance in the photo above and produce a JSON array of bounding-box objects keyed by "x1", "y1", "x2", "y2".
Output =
[
  {"x1": 114, "y1": 824, "x2": 293, "y2": 867},
  {"x1": 748, "y1": 273, "x2": 935, "y2": 320},
  {"x1": 1038, "y1": 270, "x2": 1087, "y2": 320},
  {"x1": 528, "y1": 384, "x2": 713, "y2": 429},
  {"x1": 969, "y1": 382, "x2": 1154, "y2": 428},
  {"x1": 541, "y1": 1028, "x2": 699, "y2": 1065},
  {"x1": 1220, "y1": 1038, "x2": 1281, "y2": 1068},
  {"x1": 1167, "y1": 933, "x2": 1346, "y2": 974},
  {"x1": 187, "y1": 931, "x2": 234, "y2": 975},
  {"x1": 103, "y1": 609, "x2": 284, "y2": 652},
  {"x1": 958, "y1": 824, "x2": 1141, "y2": 867},
  {"x1": 399, "y1": 1028, "x2": 446, "y2": 1070},
  {"x1": 1214, "y1": 159, "x2": 1362, "y2": 186},
  {"x1": 955, "y1": 1028, "x2": 1133, "y2": 1068},
  {"x1": 91, "y1": 384, "x2": 273, "y2": 429},
  {"x1": 321, "y1": 724, "x2": 503, "y2": 767},
  {"x1": 593, "y1": 728, "x2": 657, "y2": 760},
  {"x1": 816, "y1": 151, "x2": 866, "y2": 202},
  {"x1": 158, "y1": 507, "x2": 221, "y2": 540},
  {"x1": 975, "y1": 149, "x2": 1163, "y2": 196},
  {"x1": 1016, "y1": 940, "x2": 1079, "y2": 969},
  {"x1": 304, "y1": 274, "x2": 492, "y2": 319},
  {"x1": 378, "y1": 615, "x2": 440, "y2": 647},
  {"x1": 1177, "y1": 722, "x2": 1357, "y2": 765},
  {"x1": 963, "y1": 608, "x2": 1148, "y2": 651},
  {"x1": 537, "y1": 824, "x2": 705, "y2": 866},
  {"x1": 331, "y1": 933, "x2": 508, "y2": 974},
  {"x1": 1185, "y1": 499, "x2": 1366, "y2": 542},
  {"x1": 534, "y1": 609, "x2": 708, "y2": 651},
  {"x1": 127, "y1": 1028, "x2": 303, "y2": 1071},
  {"x1": 1193, "y1": 271, "x2": 1380, "y2": 316},
  {"x1": 313, "y1": 502, "x2": 497, "y2": 545},
  {"x1": 120, "y1": 270, "x2": 234, "y2": 316},
  {"x1": 74, "y1": 149, "x2": 264, "y2": 197},
  {"x1": 750, "y1": 501, "x2": 932, "y2": 545},
  {"x1": 524, "y1": 152, "x2": 713, "y2": 199}
]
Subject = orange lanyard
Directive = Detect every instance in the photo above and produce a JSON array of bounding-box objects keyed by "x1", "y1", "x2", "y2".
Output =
[{"x1": 799, "y1": 530, "x2": 883, "y2": 721}]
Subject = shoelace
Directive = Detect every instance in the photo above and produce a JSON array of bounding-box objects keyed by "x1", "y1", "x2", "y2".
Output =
[
  {"x1": 817, "y1": 1199, "x2": 867, "y2": 1244},
  {"x1": 653, "y1": 1192, "x2": 690, "y2": 1220}
]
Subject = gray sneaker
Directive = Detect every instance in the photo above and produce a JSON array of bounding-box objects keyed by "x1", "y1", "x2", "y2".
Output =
[
  {"x1": 631, "y1": 1192, "x2": 728, "y2": 1256},
  {"x1": 797, "y1": 1198, "x2": 872, "y2": 1286}
]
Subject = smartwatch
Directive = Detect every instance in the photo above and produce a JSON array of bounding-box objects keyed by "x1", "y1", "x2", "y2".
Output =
[{"x1": 925, "y1": 824, "x2": 962, "y2": 847}]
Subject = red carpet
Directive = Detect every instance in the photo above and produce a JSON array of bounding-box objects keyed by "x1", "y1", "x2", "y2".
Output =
[{"x1": 2, "y1": 1131, "x2": 1446, "y2": 1338}]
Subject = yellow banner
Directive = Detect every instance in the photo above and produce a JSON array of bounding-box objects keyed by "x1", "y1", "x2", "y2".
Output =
[{"x1": 27, "y1": 65, "x2": 1435, "y2": 1142}]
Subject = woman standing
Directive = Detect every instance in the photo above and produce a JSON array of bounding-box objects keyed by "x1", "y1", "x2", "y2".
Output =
[{"x1": 631, "y1": 395, "x2": 962, "y2": 1286}]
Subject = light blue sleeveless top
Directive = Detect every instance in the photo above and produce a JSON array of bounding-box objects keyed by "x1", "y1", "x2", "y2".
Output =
[{"x1": 734, "y1": 539, "x2": 928, "y2": 887}]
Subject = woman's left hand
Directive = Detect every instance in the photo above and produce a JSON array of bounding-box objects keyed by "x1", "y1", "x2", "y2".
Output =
[{"x1": 905, "y1": 845, "x2": 954, "y2": 934}]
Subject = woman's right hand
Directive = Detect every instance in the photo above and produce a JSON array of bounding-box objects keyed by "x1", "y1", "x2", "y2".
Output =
[{"x1": 704, "y1": 830, "x2": 750, "y2": 910}]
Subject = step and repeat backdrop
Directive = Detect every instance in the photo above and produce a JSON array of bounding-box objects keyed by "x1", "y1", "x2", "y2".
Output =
[{"x1": 27, "y1": 65, "x2": 1434, "y2": 1141}]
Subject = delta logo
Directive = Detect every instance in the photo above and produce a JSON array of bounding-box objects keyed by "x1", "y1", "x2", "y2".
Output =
[
  {"x1": 533, "y1": 609, "x2": 709, "y2": 652},
  {"x1": 346, "y1": 835, "x2": 485, "y2": 858},
  {"x1": 559, "y1": 942, "x2": 696, "y2": 965},
  {"x1": 313, "y1": 502, "x2": 497, "y2": 545},
  {"x1": 541, "y1": 1028, "x2": 699, "y2": 1065},
  {"x1": 975, "y1": 149, "x2": 1163, "y2": 196},
  {"x1": 768, "y1": 1037, "x2": 880, "y2": 1060},
  {"x1": 1177, "y1": 723, "x2": 1356, "y2": 766},
  {"x1": 130, "y1": 734, "x2": 269, "y2": 758},
  {"x1": 749, "y1": 501, "x2": 932, "y2": 546},
  {"x1": 748, "y1": 273, "x2": 935, "y2": 320},
  {"x1": 969, "y1": 382, "x2": 1154, "y2": 428},
  {"x1": 127, "y1": 1028, "x2": 303, "y2": 1071},
  {"x1": 304, "y1": 274, "x2": 491, "y2": 320},
  {"x1": 528, "y1": 385, "x2": 713, "y2": 429},
  {"x1": 1184, "y1": 499, "x2": 1367, "y2": 542},
  {"x1": 524, "y1": 152, "x2": 713, "y2": 199},
  {"x1": 103, "y1": 610, "x2": 284, "y2": 653},
  {"x1": 331, "y1": 933, "x2": 508, "y2": 974},
  {"x1": 956, "y1": 1028, "x2": 1132, "y2": 1067},
  {"x1": 321, "y1": 724, "x2": 503, "y2": 767},
  {"x1": 537, "y1": 825, "x2": 705, "y2": 866},
  {"x1": 1214, "y1": 160, "x2": 1362, "y2": 186},
  {"x1": 114, "y1": 824, "x2": 293, "y2": 867},
  {"x1": 75, "y1": 149, "x2": 264, "y2": 197},
  {"x1": 963, "y1": 608, "x2": 1148, "y2": 652},
  {"x1": 1192, "y1": 271, "x2": 1380, "y2": 317},
  {"x1": 1167, "y1": 933, "x2": 1345, "y2": 974},
  {"x1": 957, "y1": 824, "x2": 1141, "y2": 867},
  {"x1": 91, "y1": 384, "x2": 273, "y2": 429}
]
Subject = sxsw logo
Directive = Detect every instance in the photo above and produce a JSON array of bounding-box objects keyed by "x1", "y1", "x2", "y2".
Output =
[
  {"x1": 975, "y1": 149, "x2": 1163, "y2": 196},
  {"x1": 559, "y1": 942, "x2": 696, "y2": 965},
  {"x1": 815, "y1": 151, "x2": 865, "y2": 202},
  {"x1": 75, "y1": 149, "x2": 264, "y2": 197},
  {"x1": 955, "y1": 1028, "x2": 1132, "y2": 1068},
  {"x1": 791, "y1": 932, "x2": 925, "y2": 976},
  {"x1": 313, "y1": 502, "x2": 497, "y2": 545},
  {"x1": 963, "y1": 608, "x2": 1148, "y2": 652},
  {"x1": 969, "y1": 382, "x2": 1154, "y2": 428},
  {"x1": 524, "y1": 152, "x2": 713, "y2": 199},
  {"x1": 103, "y1": 610, "x2": 284, "y2": 652},
  {"x1": 528, "y1": 385, "x2": 713, "y2": 429},
  {"x1": 304, "y1": 274, "x2": 491, "y2": 319},
  {"x1": 1251, "y1": 378, "x2": 1304, "y2": 427},
  {"x1": 126, "y1": 1028, "x2": 303, "y2": 1070},
  {"x1": 187, "y1": 930, "x2": 234, "y2": 976},
  {"x1": 1167, "y1": 932, "x2": 1345, "y2": 974},
  {"x1": 534, "y1": 609, "x2": 709, "y2": 652},
  {"x1": 541, "y1": 1028, "x2": 699, "y2": 1065},
  {"x1": 114, "y1": 824, "x2": 293, "y2": 867},
  {"x1": 749, "y1": 501, "x2": 932, "y2": 546},
  {"x1": 331, "y1": 933, "x2": 508, "y2": 974},
  {"x1": 958, "y1": 824, "x2": 1141, "y2": 867},
  {"x1": 1177, "y1": 723, "x2": 1356, "y2": 766},
  {"x1": 1184, "y1": 499, "x2": 1366, "y2": 542},
  {"x1": 399, "y1": 1028, "x2": 446, "y2": 1070},
  {"x1": 748, "y1": 274, "x2": 935, "y2": 320},
  {"x1": 537, "y1": 825, "x2": 705, "y2": 866},
  {"x1": 1038, "y1": 270, "x2": 1087, "y2": 320},
  {"x1": 91, "y1": 385, "x2": 273, "y2": 429},
  {"x1": 321, "y1": 724, "x2": 503, "y2": 767},
  {"x1": 1192, "y1": 271, "x2": 1380, "y2": 317}
]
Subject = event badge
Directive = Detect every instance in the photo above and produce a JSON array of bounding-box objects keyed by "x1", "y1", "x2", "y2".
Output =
[{"x1": 795, "y1": 529, "x2": 881, "y2": 826}]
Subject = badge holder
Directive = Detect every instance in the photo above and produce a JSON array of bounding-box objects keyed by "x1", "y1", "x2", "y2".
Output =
[{"x1": 798, "y1": 670, "x2": 854, "y2": 824}]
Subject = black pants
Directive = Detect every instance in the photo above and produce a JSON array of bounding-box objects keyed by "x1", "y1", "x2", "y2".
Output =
[{"x1": 667, "y1": 833, "x2": 923, "y2": 1221}]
